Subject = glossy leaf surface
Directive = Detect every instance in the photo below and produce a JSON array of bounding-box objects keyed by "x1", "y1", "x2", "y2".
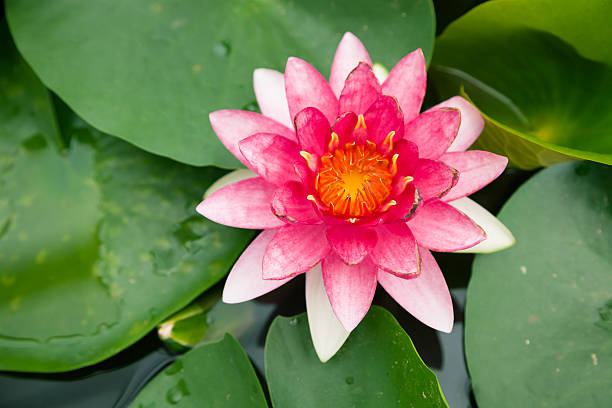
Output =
[
  {"x1": 6, "y1": 0, "x2": 435, "y2": 166},
  {"x1": 466, "y1": 162, "x2": 612, "y2": 407}
]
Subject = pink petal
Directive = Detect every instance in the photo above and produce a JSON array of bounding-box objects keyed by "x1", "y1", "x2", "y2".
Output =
[
  {"x1": 383, "y1": 184, "x2": 421, "y2": 222},
  {"x1": 285, "y1": 57, "x2": 339, "y2": 124},
  {"x1": 403, "y1": 108, "x2": 461, "y2": 160},
  {"x1": 440, "y1": 151, "x2": 508, "y2": 202},
  {"x1": 412, "y1": 159, "x2": 458, "y2": 201},
  {"x1": 239, "y1": 133, "x2": 301, "y2": 186},
  {"x1": 253, "y1": 68, "x2": 292, "y2": 129},
  {"x1": 363, "y1": 95, "x2": 404, "y2": 146},
  {"x1": 263, "y1": 224, "x2": 329, "y2": 279},
  {"x1": 430, "y1": 96, "x2": 484, "y2": 152},
  {"x1": 377, "y1": 247, "x2": 453, "y2": 332},
  {"x1": 382, "y1": 49, "x2": 427, "y2": 123},
  {"x1": 322, "y1": 253, "x2": 377, "y2": 331},
  {"x1": 305, "y1": 265, "x2": 350, "y2": 362},
  {"x1": 326, "y1": 225, "x2": 377, "y2": 265},
  {"x1": 329, "y1": 32, "x2": 372, "y2": 98},
  {"x1": 393, "y1": 140, "x2": 420, "y2": 178},
  {"x1": 271, "y1": 181, "x2": 321, "y2": 224},
  {"x1": 209, "y1": 110, "x2": 296, "y2": 168},
  {"x1": 407, "y1": 199, "x2": 486, "y2": 252},
  {"x1": 338, "y1": 62, "x2": 381, "y2": 115},
  {"x1": 370, "y1": 223, "x2": 420, "y2": 277},
  {"x1": 223, "y1": 230, "x2": 293, "y2": 303},
  {"x1": 332, "y1": 111, "x2": 358, "y2": 145},
  {"x1": 295, "y1": 107, "x2": 330, "y2": 156},
  {"x1": 196, "y1": 177, "x2": 284, "y2": 229}
]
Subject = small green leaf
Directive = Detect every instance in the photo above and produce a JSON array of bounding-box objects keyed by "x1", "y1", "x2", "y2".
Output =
[
  {"x1": 466, "y1": 161, "x2": 612, "y2": 407},
  {"x1": 6, "y1": 0, "x2": 435, "y2": 166},
  {"x1": 0, "y1": 25, "x2": 252, "y2": 372},
  {"x1": 157, "y1": 287, "x2": 267, "y2": 350},
  {"x1": 129, "y1": 334, "x2": 268, "y2": 408},
  {"x1": 431, "y1": 0, "x2": 612, "y2": 169},
  {"x1": 265, "y1": 306, "x2": 448, "y2": 408}
]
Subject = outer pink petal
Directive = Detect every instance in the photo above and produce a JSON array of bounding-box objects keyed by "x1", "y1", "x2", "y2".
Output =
[
  {"x1": 364, "y1": 95, "x2": 404, "y2": 146},
  {"x1": 403, "y1": 108, "x2": 461, "y2": 160},
  {"x1": 370, "y1": 223, "x2": 420, "y2": 277},
  {"x1": 377, "y1": 247, "x2": 453, "y2": 332},
  {"x1": 440, "y1": 151, "x2": 508, "y2": 202},
  {"x1": 322, "y1": 253, "x2": 377, "y2": 331},
  {"x1": 326, "y1": 225, "x2": 377, "y2": 265},
  {"x1": 382, "y1": 49, "x2": 427, "y2": 123},
  {"x1": 285, "y1": 57, "x2": 339, "y2": 124},
  {"x1": 338, "y1": 62, "x2": 381, "y2": 115},
  {"x1": 412, "y1": 159, "x2": 458, "y2": 201},
  {"x1": 430, "y1": 96, "x2": 484, "y2": 152},
  {"x1": 209, "y1": 110, "x2": 296, "y2": 168},
  {"x1": 329, "y1": 32, "x2": 372, "y2": 98},
  {"x1": 223, "y1": 230, "x2": 293, "y2": 303},
  {"x1": 239, "y1": 133, "x2": 301, "y2": 186},
  {"x1": 271, "y1": 181, "x2": 321, "y2": 224},
  {"x1": 196, "y1": 177, "x2": 284, "y2": 229},
  {"x1": 407, "y1": 199, "x2": 486, "y2": 252},
  {"x1": 263, "y1": 224, "x2": 329, "y2": 279},
  {"x1": 253, "y1": 68, "x2": 292, "y2": 129},
  {"x1": 295, "y1": 107, "x2": 330, "y2": 156}
]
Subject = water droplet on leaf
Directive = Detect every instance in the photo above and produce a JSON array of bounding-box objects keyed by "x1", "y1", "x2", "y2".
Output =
[{"x1": 212, "y1": 41, "x2": 231, "y2": 57}]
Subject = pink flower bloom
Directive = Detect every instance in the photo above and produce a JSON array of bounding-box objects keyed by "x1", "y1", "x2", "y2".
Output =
[{"x1": 197, "y1": 33, "x2": 514, "y2": 361}]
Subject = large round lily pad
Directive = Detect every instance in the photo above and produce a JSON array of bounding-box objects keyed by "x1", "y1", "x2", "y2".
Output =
[
  {"x1": 265, "y1": 306, "x2": 449, "y2": 407},
  {"x1": 466, "y1": 161, "x2": 612, "y2": 407},
  {"x1": 6, "y1": 0, "x2": 435, "y2": 167},
  {"x1": 0, "y1": 25, "x2": 252, "y2": 372},
  {"x1": 431, "y1": 0, "x2": 612, "y2": 169}
]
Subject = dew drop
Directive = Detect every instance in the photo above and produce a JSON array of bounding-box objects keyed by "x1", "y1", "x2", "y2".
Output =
[
  {"x1": 289, "y1": 318, "x2": 298, "y2": 326},
  {"x1": 242, "y1": 101, "x2": 259, "y2": 112},
  {"x1": 345, "y1": 376, "x2": 354, "y2": 385},
  {"x1": 166, "y1": 379, "x2": 190, "y2": 404},
  {"x1": 212, "y1": 41, "x2": 231, "y2": 57}
]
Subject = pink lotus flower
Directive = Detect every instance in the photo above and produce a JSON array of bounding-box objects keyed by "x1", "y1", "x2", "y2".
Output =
[{"x1": 197, "y1": 33, "x2": 514, "y2": 361}]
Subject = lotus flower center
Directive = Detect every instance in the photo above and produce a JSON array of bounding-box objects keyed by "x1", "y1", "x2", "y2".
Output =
[{"x1": 315, "y1": 142, "x2": 394, "y2": 217}]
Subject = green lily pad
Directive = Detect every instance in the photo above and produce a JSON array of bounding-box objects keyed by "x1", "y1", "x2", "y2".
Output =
[
  {"x1": 431, "y1": 0, "x2": 612, "y2": 169},
  {"x1": 129, "y1": 334, "x2": 268, "y2": 408},
  {"x1": 6, "y1": 0, "x2": 435, "y2": 167},
  {"x1": 265, "y1": 306, "x2": 448, "y2": 408},
  {"x1": 0, "y1": 25, "x2": 252, "y2": 372},
  {"x1": 466, "y1": 161, "x2": 612, "y2": 407}
]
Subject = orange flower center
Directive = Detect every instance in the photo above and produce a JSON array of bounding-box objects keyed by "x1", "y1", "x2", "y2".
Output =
[{"x1": 315, "y1": 142, "x2": 396, "y2": 218}]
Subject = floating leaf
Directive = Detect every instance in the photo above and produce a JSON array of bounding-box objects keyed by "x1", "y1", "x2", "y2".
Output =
[
  {"x1": 129, "y1": 334, "x2": 267, "y2": 408},
  {"x1": 265, "y1": 306, "x2": 448, "y2": 407},
  {"x1": 466, "y1": 162, "x2": 612, "y2": 407},
  {"x1": 431, "y1": 0, "x2": 612, "y2": 169},
  {"x1": 6, "y1": 0, "x2": 435, "y2": 166},
  {"x1": 0, "y1": 25, "x2": 252, "y2": 372}
]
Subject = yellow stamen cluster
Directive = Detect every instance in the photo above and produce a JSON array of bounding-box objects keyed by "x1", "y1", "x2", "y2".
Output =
[{"x1": 315, "y1": 141, "x2": 396, "y2": 218}]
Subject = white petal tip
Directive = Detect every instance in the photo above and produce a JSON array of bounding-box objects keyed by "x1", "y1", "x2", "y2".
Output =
[
  {"x1": 448, "y1": 197, "x2": 516, "y2": 254},
  {"x1": 306, "y1": 266, "x2": 351, "y2": 363}
]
